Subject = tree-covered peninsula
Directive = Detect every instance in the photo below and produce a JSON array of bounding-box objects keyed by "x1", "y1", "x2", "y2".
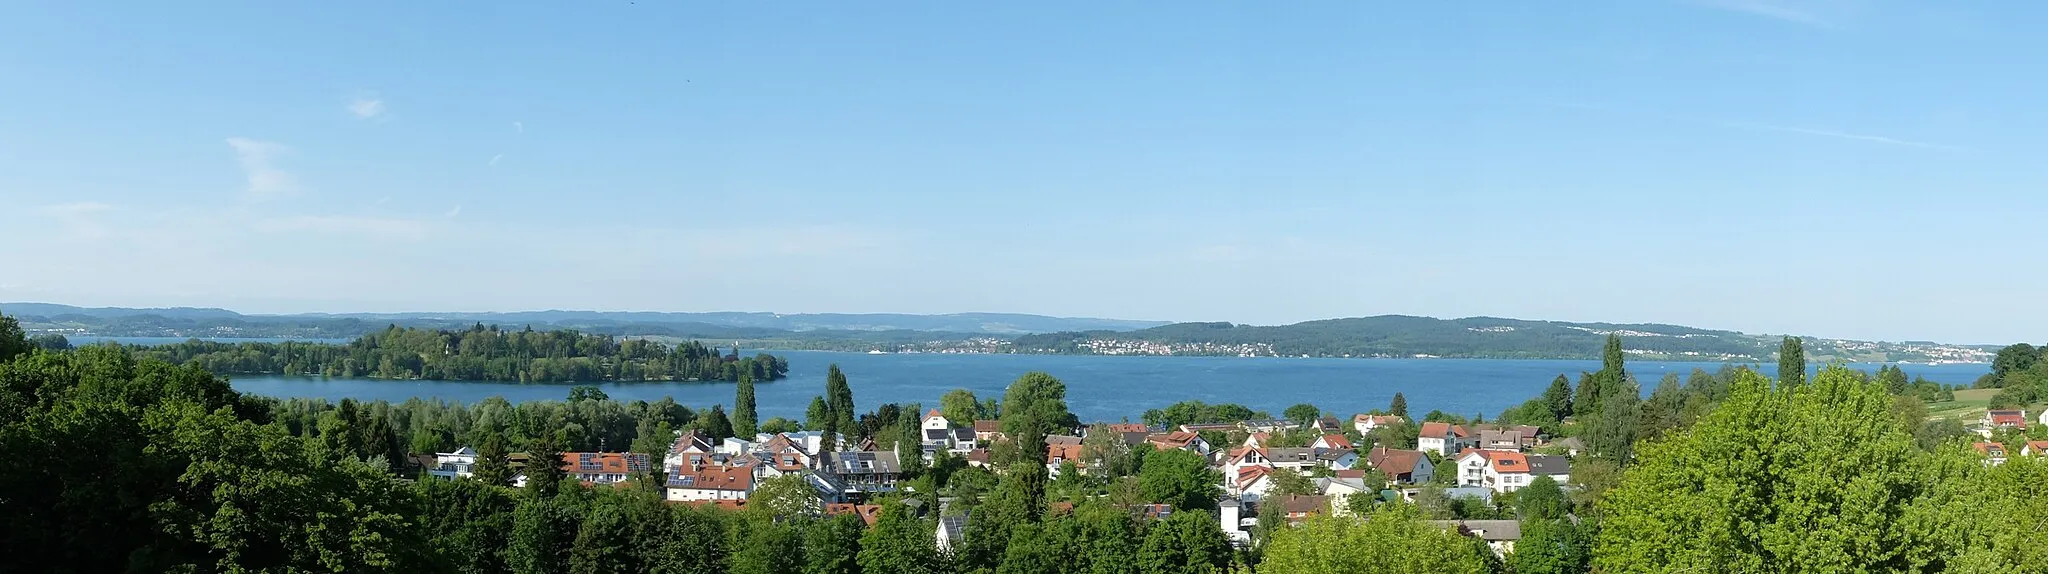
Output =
[{"x1": 124, "y1": 324, "x2": 789, "y2": 383}]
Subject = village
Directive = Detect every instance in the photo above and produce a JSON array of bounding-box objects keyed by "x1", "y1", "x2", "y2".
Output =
[{"x1": 421, "y1": 404, "x2": 1596, "y2": 557}]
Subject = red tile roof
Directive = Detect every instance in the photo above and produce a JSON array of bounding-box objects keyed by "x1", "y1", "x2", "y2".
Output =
[
  {"x1": 824, "y1": 503, "x2": 883, "y2": 526},
  {"x1": 1976, "y1": 442, "x2": 2009, "y2": 457},
  {"x1": 1989, "y1": 410, "x2": 2027, "y2": 427},
  {"x1": 1317, "y1": 434, "x2": 1354, "y2": 450},
  {"x1": 1148, "y1": 431, "x2": 1203, "y2": 450},
  {"x1": 1236, "y1": 465, "x2": 1272, "y2": 491},
  {"x1": 561, "y1": 452, "x2": 650, "y2": 475},
  {"x1": 1367, "y1": 446, "x2": 1427, "y2": 476},
  {"x1": 1047, "y1": 443, "x2": 1085, "y2": 465},
  {"x1": 974, "y1": 420, "x2": 1003, "y2": 433},
  {"x1": 670, "y1": 464, "x2": 755, "y2": 491},
  {"x1": 1104, "y1": 423, "x2": 1150, "y2": 434}
]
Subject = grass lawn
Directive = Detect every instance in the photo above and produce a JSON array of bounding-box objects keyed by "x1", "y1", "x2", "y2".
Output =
[{"x1": 1925, "y1": 388, "x2": 1998, "y2": 422}]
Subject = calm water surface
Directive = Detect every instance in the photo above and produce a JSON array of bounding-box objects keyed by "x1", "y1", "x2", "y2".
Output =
[{"x1": 219, "y1": 350, "x2": 1992, "y2": 422}]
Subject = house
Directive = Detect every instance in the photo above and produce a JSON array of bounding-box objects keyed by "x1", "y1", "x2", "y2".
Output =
[
  {"x1": 1316, "y1": 477, "x2": 1372, "y2": 516},
  {"x1": 665, "y1": 464, "x2": 755, "y2": 502},
  {"x1": 1102, "y1": 422, "x2": 1151, "y2": 434},
  {"x1": 823, "y1": 503, "x2": 884, "y2": 527},
  {"x1": 1310, "y1": 434, "x2": 1354, "y2": 451},
  {"x1": 1219, "y1": 499, "x2": 1250, "y2": 544},
  {"x1": 1353, "y1": 414, "x2": 1406, "y2": 435},
  {"x1": 1242, "y1": 432, "x2": 1273, "y2": 450},
  {"x1": 1434, "y1": 520, "x2": 1522, "y2": 558},
  {"x1": 1235, "y1": 466, "x2": 1276, "y2": 502},
  {"x1": 920, "y1": 410, "x2": 979, "y2": 454},
  {"x1": 1975, "y1": 442, "x2": 2010, "y2": 466},
  {"x1": 1146, "y1": 431, "x2": 1213, "y2": 455},
  {"x1": 665, "y1": 430, "x2": 717, "y2": 469},
  {"x1": 1263, "y1": 494, "x2": 1331, "y2": 525},
  {"x1": 1982, "y1": 410, "x2": 2028, "y2": 438},
  {"x1": 1418, "y1": 422, "x2": 1472, "y2": 456},
  {"x1": 1046, "y1": 443, "x2": 1087, "y2": 477},
  {"x1": 1526, "y1": 454, "x2": 1571, "y2": 484},
  {"x1": 1240, "y1": 419, "x2": 1295, "y2": 434},
  {"x1": 974, "y1": 420, "x2": 1005, "y2": 442},
  {"x1": 2023, "y1": 441, "x2": 2048, "y2": 457},
  {"x1": 1311, "y1": 416, "x2": 1345, "y2": 434},
  {"x1": 562, "y1": 452, "x2": 651, "y2": 485},
  {"x1": 2040, "y1": 410, "x2": 2048, "y2": 427},
  {"x1": 965, "y1": 448, "x2": 991, "y2": 468},
  {"x1": 1555, "y1": 437, "x2": 1587, "y2": 457},
  {"x1": 1365, "y1": 446, "x2": 1435, "y2": 484},
  {"x1": 936, "y1": 515, "x2": 969, "y2": 552},
  {"x1": 1455, "y1": 449, "x2": 1565, "y2": 494},
  {"x1": 821, "y1": 451, "x2": 902, "y2": 495},
  {"x1": 1314, "y1": 447, "x2": 1360, "y2": 470},
  {"x1": 1477, "y1": 429, "x2": 1524, "y2": 452},
  {"x1": 1263, "y1": 447, "x2": 1318, "y2": 471},
  {"x1": 426, "y1": 446, "x2": 478, "y2": 480}
]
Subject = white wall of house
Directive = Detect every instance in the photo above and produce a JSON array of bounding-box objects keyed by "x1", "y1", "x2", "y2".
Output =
[
  {"x1": 1419, "y1": 436, "x2": 1449, "y2": 456},
  {"x1": 665, "y1": 486, "x2": 749, "y2": 502}
]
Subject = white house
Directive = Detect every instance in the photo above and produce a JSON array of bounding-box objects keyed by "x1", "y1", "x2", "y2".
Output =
[
  {"x1": 1417, "y1": 422, "x2": 1471, "y2": 456},
  {"x1": 1353, "y1": 414, "x2": 1405, "y2": 435},
  {"x1": 1317, "y1": 477, "x2": 1373, "y2": 516},
  {"x1": 1365, "y1": 446, "x2": 1435, "y2": 484},
  {"x1": 563, "y1": 452, "x2": 650, "y2": 486},
  {"x1": 1234, "y1": 466, "x2": 1276, "y2": 502},
  {"x1": 1455, "y1": 450, "x2": 1569, "y2": 494},
  {"x1": 1310, "y1": 434, "x2": 1354, "y2": 451},
  {"x1": 426, "y1": 446, "x2": 478, "y2": 480},
  {"x1": 665, "y1": 464, "x2": 756, "y2": 502},
  {"x1": 1145, "y1": 431, "x2": 1213, "y2": 456},
  {"x1": 919, "y1": 410, "x2": 978, "y2": 454},
  {"x1": 1434, "y1": 520, "x2": 1522, "y2": 558}
]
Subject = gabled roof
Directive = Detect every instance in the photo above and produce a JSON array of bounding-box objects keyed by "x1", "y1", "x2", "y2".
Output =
[
  {"x1": 1103, "y1": 423, "x2": 1151, "y2": 434},
  {"x1": 1315, "y1": 434, "x2": 1354, "y2": 450},
  {"x1": 1458, "y1": 449, "x2": 1531, "y2": 474},
  {"x1": 1976, "y1": 442, "x2": 2010, "y2": 457},
  {"x1": 1366, "y1": 446, "x2": 1427, "y2": 475},
  {"x1": 1526, "y1": 454, "x2": 1570, "y2": 477},
  {"x1": 974, "y1": 420, "x2": 1003, "y2": 433},
  {"x1": 667, "y1": 464, "x2": 754, "y2": 491},
  {"x1": 1354, "y1": 414, "x2": 1406, "y2": 425},
  {"x1": 924, "y1": 409, "x2": 945, "y2": 422},
  {"x1": 2026, "y1": 440, "x2": 2048, "y2": 455},
  {"x1": 939, "y1": 515, "x2": 969, "y2": 541},
  {"x1": 562, "y1": 452, "x2": 651, "y2": 475},
  {"x1": 1236, "y1": 466, "x2": 1272, "y2": 491},
  {"x1": 1420, "y1": 422, "x2": 1455, "y2": 439},
  {"x1": 1047, "y1": 443, "x2": 1085, "y2": 465},
  {"x1": 1267, "y1": 494, "x2": 1330, "y2": 517},
  {"x1": 673, "y1": 430, "x2": 715, "y2": 454},
  {"x1": 1435, "y1": 519, "x2": 1522, "y2": 542},
  {"x1": 1265, "y1": 447, "x2": 1316, "y2": 464},
  {"x1": 824, "y1": 503, "x2": 884, "y2": 526},
  {"x1": 1046, "y1": 435, "x2": 1083, "y2": 446},
  {"x1": 1147, "y1": 431, "x2": 1204, "y2": 449},
  {"x1": 1988, "y1": 410, "x2": 2027, "y2": 426}
]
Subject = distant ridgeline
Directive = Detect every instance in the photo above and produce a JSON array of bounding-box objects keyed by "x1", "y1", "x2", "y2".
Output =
[{"x1": 122, "y1": 325, "x2": 789, "y2": 383}]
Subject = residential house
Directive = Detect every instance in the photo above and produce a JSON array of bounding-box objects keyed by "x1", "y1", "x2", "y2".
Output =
[
  {"x1": 665, "y1": 429, "x2": 717, "y2": 470},
  {"x1": 1102, "y1": 422, "x2": 1151, "y2": 434},
  {"x1": 936, "y1": 515, "x2": 969, "y2": 552},
  {"x1": 823, "y1": 503, "x2": 884, "y2": 527},
  {"x1": 1976, "y1": 442, "x2": 2010, "y2": 466},
  {"x1": 1418, "y1": 422, "x2": 1472, "y2": 456},
  {"x1": 1262, "y1": 494, "x2": 1331, "y2": 525},
  {"x1": 1146, "y1": 431, "x2": 1213, "y2": 456},
  {"x1": 1455, "y1": 449, "x2": 1568, "y2": 494},
  {"x1": 1310, "y1": 434, "x2": 1354, "y2": 451},
  {"x1": 426, "y1": 446, "x2": 478, "y2": 480},
  {"x1": 665, "y1": 464, "x2": 755, "y2": 502},
  {"x1": 920, "y1": 410, "x2": 979, "y2": 454},
  {"x1": 1047, "y1": 443, "x2": 1087, "y2": 477},
  {"x1": 1316, "y1": 477, "x2": 1372, "y2": 516},
  {"x1": 563, "y1": 452, "x2": 651, "y2": 486},
  {"x1": 1234, "y1": 466, "x2": 1276, "y2": 502},
  {"x1": 1556, "y1": 437, "x2": 1588, "y2": 457},
  {"x1": 1434, "y1": 520, "x2": 1523, "y2": 558},
  {"x1": 1477, "y1": 429, "x2": 1524, "y2": 452},
  {"x1": 1982, "y1": 410, "x2": 2028, "y2": 438},
  {"x1": 1047, "y1": 434, "x2": 1083, "y2": 447},
  {"x1": 1311, "y1": 416, "x2": 1345, "y2": 434},
  {"x1": 1509, "y1": 425, "x2": 1545, "y2": 447},
  {"x1": 2023, "y1": 441, "x2": 2048, "y2": 457},
  {"x1": 1263, "y1": 447, "x2": 1318, "y2": 471},
  {"x1": 1240, "y1": 419, "x2": 1295, "y2": 434},
  {"x1": 1219, "y1": 499, "x2": 1250, "y2": 544},
  {"x1": 1526, "y1": 454, "x2": 1571, "y2": 484},
  {"x1": 1353, "y1": 414, "x2": 1406, "y2": 435},
  {"x1": 821, "y1": 451, "x2": 903, "y2": 495},
  {"x1": 973, "y1": 420, "x2": 1005, "y2": 442},
  {"x1": 1314, "y1": 448, "x2": 1360, "y2": 470},
  {"x1": 1365, "y1": 446, "x2": 1435, "y2": 484},
  {"x1": 1241, "y1": 432, "x2": 1273, "y2": 450}
]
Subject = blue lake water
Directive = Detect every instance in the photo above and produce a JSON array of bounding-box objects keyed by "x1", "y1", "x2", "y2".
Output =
[{"x1": 219, "y1": 350, "x2": 1993, "y2": 423}]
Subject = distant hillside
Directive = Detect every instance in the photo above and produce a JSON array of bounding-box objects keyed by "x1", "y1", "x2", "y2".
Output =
[
  {"x1": 0, "y1": 303, "x2": 1165, "y2": 338},
  {"x1": 1010, "y1": 315, "x2": 1998, "y2": 363}
]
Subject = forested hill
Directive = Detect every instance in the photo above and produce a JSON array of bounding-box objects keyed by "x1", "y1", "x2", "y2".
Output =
[
  {"x1": 125, "y1": 325, "x2": 790, "y2": 383},
  {"x1": 1011, "y1": 315, "x2": 1997, "y2": 363}
]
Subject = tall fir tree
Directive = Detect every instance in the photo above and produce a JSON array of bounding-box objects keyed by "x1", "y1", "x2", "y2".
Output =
[
  {"x1": 733, "y1": 372, "x2": 758, "y2": 439},
  {"x1": 825, "y1": 364, "x2": 856, "y2": 447},
  {"x1": 1777, "y1": 336, "x2": 1806, "y2": 388},
  {"x1": 1543, "y1": 374, "x2": 1574, "y2": 421},
  {"x1": 1602, "y1": 333, "x2": 1627, "y2": 380},
  {"x1": 1390, "y1": 392, "x2": 1409, "y2": 418},
  {"x1": 473, "y1": 435, "x2": 514, "y2": 487}
]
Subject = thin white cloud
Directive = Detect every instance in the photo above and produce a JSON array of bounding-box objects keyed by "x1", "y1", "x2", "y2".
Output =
[
  {"x1": 445, "y1": 205, "x2": 462, "y2": 218},
  {"x1": 225, "y1": 138, "x2": 298, "y2": 200},
  {"x1": 257, "y1": 215, "x2": 431, "y2": 241},
  {"x1": 348, "y1": 95, "x2": 387, "y2": 120},
  {"x1": 489, "y1": 154, "x2": 504, "y2": 166},
  {"x1": 38, "y1": 202, "x2": 116, "y2": 240},
  {"x1": 513, "y1": 121, "x2": 523, "y2": 133},
  {"x1": 1690, "y1": 0, "x2": 1843, "y2": 27},
  {"x1": 1720, "y1": 121, "x2": 1961, "y2": 150}
]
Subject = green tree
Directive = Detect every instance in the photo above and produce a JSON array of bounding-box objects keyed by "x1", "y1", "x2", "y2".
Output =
[
  {"x1": 825, "y1": 364, "x2": 856, "y2": 446},
  {"x1": 999, "y1": 520, "x2": 1082, "y2": 574},
  {"x1": 1585, "y1": 376, "x2": 1640, "y2": 462},
  {"x1": 0, "y1": 313, "x2": 29, "y2": 360},
  {"x1": 1283, "y1": 403, "x2": 1321, "y2": 426},
  {"x1": 733, "y1": 372, "x2": 759, "y2": 439},
  {"x1": 700, "y1": 405, "x2": 734, "y2": 441},
  {"x1": 1268, "y1": 467, "x2": 1317, "y2": 497},
  {"x1": 941, "y1": 388, "x2": 984, "y2": 426},
  {"x1": 508, "y1": 498, "x2": 577, "y2": 574},
  {"x1": 568, "y1": 503, "x2": 635, "y2": 574},
  {"x1": 1543, "y1": 374, "x2": 1574, "y2": 421},
  {"x1": 524, "y1": 433, "x2": 567, "y2": 496},
  {"x1": 857, "y1": 502, "x2": 942, "y2": 574},
  {"x1": 1389, "y1": 392, "x2": 1409, "y2": 418},
  {"x1": 567, "y1": 385, "x2": 608, "y2": 402},
  {"x1": 1602, "y1": 333, "x2": 1626, "y2": 377},
  {"x1": 1989, "y1": 343, "x2": 2042, "y2": 386},
  {"x1": 1138, "y1": 448, "x2": 1223, "y2": 512},
  {"x1": 803, "y1": 512, "x2": 866, "y2": 574},
  {"x1": 749, "y1": 474, "x2": 823, "y2": 519},
  {"x1": 1593, "y1": 367, "x2": 1932, "y2": 572},
  {"x1": 1515, "y1": 475, "x2": 1568, "y2": 520},
  {"x1": 729, "y1": 515, "x2": 805, "y2": 574},
  {"x1": 1136, "y1": 509, "x2": 1232, "y2": 574},
  {"x1": 1777, "y1": 336, "x2": 1806, "y2": 388},
  {"x1": 806, "y1": 396, "x2": 831, "y2": 434},
  {"x1": 473, "y1": 435, "x2": 515, "y2": 486},
  {"x1": 1000, "y1": 372, "x2": 1079, "y2": 466},
  {"x1": 1511, "y1": 518, "x2": 1592, "y2": 574},
  {"x1": 961, "y1": 462, "x2": 1049, "y2": 571},
  {"x1": 1258, "y1": 505, "x2": 1493, "y2": 574}
]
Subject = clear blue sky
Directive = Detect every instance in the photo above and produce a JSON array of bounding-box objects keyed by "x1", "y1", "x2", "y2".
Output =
[{"x1": 3, "y1": 1, "x2": 2042, "y2": 344}]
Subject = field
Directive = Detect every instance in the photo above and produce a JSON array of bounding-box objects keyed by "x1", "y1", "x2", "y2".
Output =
[{"x1": 1925, "y1": 388, "x2": 1999, "y2": 422}]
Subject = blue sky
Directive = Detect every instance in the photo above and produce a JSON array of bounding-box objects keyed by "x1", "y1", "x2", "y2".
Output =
[{"x1": 2, "y1": 1, "x2": 2042, "y2": 344}]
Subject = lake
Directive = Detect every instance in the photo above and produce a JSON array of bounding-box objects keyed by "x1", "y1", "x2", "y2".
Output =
[{"x1": 220, "y1": 350, "x2": 1993, "y2": 423}]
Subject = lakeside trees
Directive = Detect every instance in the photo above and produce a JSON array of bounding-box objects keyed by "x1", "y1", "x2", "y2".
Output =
[{"x1": 122, "y1": 324, "x2": 788, "y2": 383}]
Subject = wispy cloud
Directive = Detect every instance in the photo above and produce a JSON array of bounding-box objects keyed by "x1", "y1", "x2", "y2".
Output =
[
  {"x1": 445, "y1": 205, "x2": 462, "y2": 218},
  {"x1": 1719, "y1": 121, "x2": 1961, "y2": 150},
  {"x1": 225, "y1": 138, "x2": 298, "y2": 200},
  {"x1": 348, "y1": 94, "x2": 387, "y2": 120},
  {"x1": 38, "y1": 202, "x2": 116, "y2": 240},
  {"x1": 1690, "y1": 0, "x2": 1844, "y2": 27},
  {"x1": 512, "y1": 121, "x2": 523, "y2": 133},
  {"x1": 489, "y1": 154, "x2": 504, "y2": 166}
]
